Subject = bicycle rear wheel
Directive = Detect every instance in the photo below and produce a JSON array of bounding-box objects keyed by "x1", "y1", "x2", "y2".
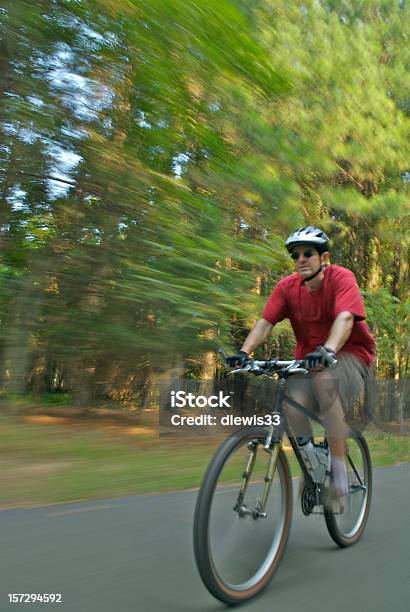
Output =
[
  {"x1": 324, "y1": 432, "x2": 372, "y2": 547},
  {"x1": 193, "y1": 427, "x2": 292, "y2": 604}
]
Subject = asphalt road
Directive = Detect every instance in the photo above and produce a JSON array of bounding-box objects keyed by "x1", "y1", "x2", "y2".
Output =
[{"x1": 0, "y1": 463, "x2": 409, "y2": 612}]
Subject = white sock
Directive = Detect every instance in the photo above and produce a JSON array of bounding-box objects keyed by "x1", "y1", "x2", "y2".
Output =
[{"x1": 332, "y1": 457, "x2": 348, "y2": 496}]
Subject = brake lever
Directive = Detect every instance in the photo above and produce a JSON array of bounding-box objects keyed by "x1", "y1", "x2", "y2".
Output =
[
  {"x1": 228, "y1": 368, "x2": 249, "y2": 375},
  {"x1": 316, "y1": 346, "x2": 338, "y2": 369},
  {"x1": 228, "y1": 361, "x2": 270, "y2": 375}
]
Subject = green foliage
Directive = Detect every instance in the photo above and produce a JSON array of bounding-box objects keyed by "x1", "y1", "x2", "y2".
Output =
[
  {"x1": 0, "y1": 0, "x2": 408, "y2": 403},
  {"x1": 363, "y1": 288, "x2": 409, "y2": 377}
]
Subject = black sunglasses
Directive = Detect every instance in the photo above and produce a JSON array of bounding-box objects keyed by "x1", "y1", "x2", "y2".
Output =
[{"x1": 290, "y1": 250, "x2": 316, "y2": 261}]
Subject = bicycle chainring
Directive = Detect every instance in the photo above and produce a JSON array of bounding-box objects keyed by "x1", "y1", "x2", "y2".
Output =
[{"x1": 301, "y1": 482, "x2": 316, "y2": 516}]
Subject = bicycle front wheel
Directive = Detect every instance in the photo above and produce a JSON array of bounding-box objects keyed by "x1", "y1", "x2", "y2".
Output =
[
  {"x1": 324, "y1": 432, "x2": 372, "y2": 547},
  {"x1": 193, "y1": 427, "x2": 292, "y2": 604}
]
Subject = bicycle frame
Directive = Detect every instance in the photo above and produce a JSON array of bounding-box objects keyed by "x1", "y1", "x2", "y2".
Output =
[
  {"x1": 233, "y1": 370, "x2": 335, "y2": 517},
  {"x1": 227, "y1": 351, "x2": 367, "y2": 519}
]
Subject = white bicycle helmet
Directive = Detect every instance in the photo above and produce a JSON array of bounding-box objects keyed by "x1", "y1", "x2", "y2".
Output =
[{"x1": 285, "y1": 226, "x2": 329, "y2": 253}]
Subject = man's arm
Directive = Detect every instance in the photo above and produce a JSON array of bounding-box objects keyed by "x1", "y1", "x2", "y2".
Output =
[
  {"x1": 324, "y1": 311, "x2": 354, "y2": 353},
  {"x1": 241, "y1": 318, "x2": 274, "y2": 354}
]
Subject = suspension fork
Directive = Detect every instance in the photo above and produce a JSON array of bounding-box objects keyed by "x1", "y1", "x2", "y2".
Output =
[
  {"x1": 256, "y1": 444, "x2": 280, "y2": 517},
  {"x1": 233, "y1": 440, "x2": 281, "y2": 519},
  {"x1": 233, "y1": 440, "x2": 258, "y2": 515},
  {"x1": 234, "y1": 381, "x2": 286, "y2": 519},
  {"x1": 254, "y1": 380, "x2": 287, "y2": 517}
]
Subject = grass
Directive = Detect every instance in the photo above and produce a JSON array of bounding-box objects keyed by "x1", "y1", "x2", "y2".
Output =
[{"x1": 0, "y1": 413, "x2": 408, "y2": 508}]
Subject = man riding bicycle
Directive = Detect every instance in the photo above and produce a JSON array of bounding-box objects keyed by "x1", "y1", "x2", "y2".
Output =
[{"x1": 226, "y1": 226, "x2": 376, "y2": 510}]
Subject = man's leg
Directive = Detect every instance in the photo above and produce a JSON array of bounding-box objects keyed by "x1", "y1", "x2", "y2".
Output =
[
  {"x1": 312, "y1": 369, "x2": 349, "y2": 502},
  {"x1": 313, "y1": 352, "x2": 368, "y2": 499},
  {"x1": 284, "y1": 376, "x2": 316, "y2": 441}
]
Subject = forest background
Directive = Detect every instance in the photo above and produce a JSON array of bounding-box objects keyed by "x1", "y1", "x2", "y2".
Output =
[{"x1": 0, "y1": 0, "x2": 408, "y2": 418}]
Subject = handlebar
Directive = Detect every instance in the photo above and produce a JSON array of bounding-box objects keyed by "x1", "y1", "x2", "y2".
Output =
[{"x1": 218, "y1": 347, "x2": 337, "y2": 377}]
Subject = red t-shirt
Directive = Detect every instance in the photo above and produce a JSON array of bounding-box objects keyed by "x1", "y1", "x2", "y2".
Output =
[{"x1": 262, "y1": 265, "x2": 376, "y2": 366}]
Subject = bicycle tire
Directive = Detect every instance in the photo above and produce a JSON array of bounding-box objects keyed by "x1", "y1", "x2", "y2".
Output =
[
  {"x1": 193, "y1": 427, "x2": 292, "y2": 604},
  {"x1": 324, "y1": 433, "x2": 372, "y2": 547}
]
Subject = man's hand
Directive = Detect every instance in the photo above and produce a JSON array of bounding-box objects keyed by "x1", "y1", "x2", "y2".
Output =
[
  {"x1": 225, "y1": 350, "x2": 249, "y2": 367},
  {"x1": 304, "y1": 346, "x2": 337, "y2": 369}
]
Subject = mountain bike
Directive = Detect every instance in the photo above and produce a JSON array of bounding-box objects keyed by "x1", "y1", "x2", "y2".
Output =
[{"x1": 193, "y1": 350, "x2": 372, "y2": 604}]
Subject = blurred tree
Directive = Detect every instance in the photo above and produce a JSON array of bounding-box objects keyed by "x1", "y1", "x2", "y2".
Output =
[{"x1": 0, "y1": 0, "x2": 408, "y2": 408}]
